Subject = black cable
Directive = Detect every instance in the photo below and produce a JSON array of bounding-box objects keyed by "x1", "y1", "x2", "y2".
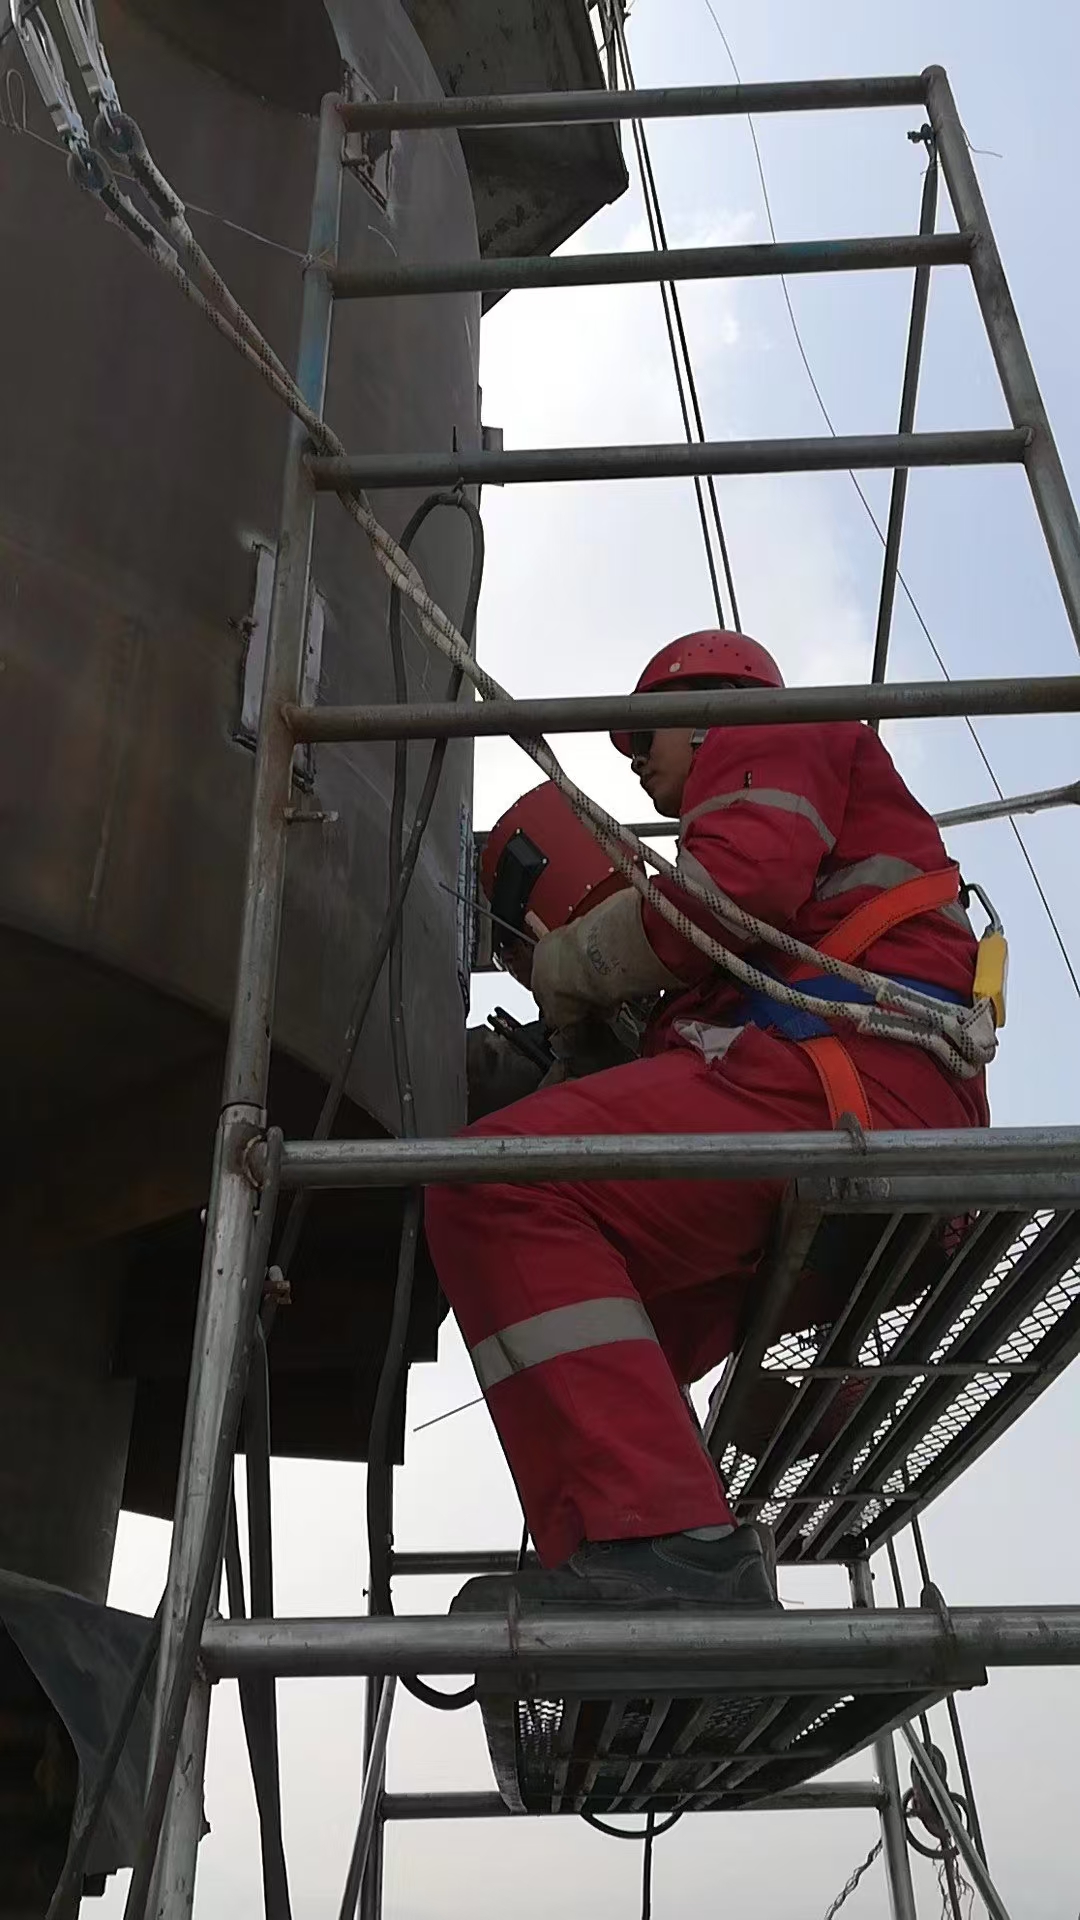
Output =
[
  {"x1": 611, "y1": 7, "x2": 741, "y2": 629},
  {"x1": 223, "y1": 1489, "x2": 293, "y2": 1920},
  {"x1": 364, "y1": 490, "x2": 484, "y2": 1712},
  {"x1": 615, "y1": 13, "x2": 738, "y2": 626},
  {"x1": 700, "y1": 0, "x2": 1080, "y2": 1012},
  {"x1": 274, "y1": 490, "x2": 485, "y2": 1285},
  {"x1": 582, "y1": 1809, "x2": 683, "y2": 1840},
  {"x1": 641, "y1": 1809, "x2": 656, "y2": 1920}
]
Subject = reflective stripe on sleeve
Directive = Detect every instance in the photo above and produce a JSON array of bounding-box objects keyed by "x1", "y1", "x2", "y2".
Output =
[
  {"x1": 680, "y1": 788, "x2": 836, "y2": 851},
  {"x1": 470, "y1": 1296, "x2": 659, "y2": 1393}
]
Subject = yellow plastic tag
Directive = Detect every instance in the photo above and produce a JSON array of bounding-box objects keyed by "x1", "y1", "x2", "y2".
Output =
[{"x1": 973, "y1": 930, "x2": 1008, "y2": 1027}]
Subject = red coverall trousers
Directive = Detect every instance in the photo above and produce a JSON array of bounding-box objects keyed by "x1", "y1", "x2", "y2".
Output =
[{"x1": 424, "y1": 1024, "x2": 981, "y2": 1567}]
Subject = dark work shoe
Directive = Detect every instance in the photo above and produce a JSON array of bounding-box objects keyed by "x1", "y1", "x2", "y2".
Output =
[{"x1": 452, "y1": 1524, "x2": 779, "y2": 1617}]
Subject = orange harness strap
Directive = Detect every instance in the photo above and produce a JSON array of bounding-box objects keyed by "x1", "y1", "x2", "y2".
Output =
[
  {"x1": 798, "y1": 1035, "x2": 873, "y2": 1131},
  {"x1": 792, "y1": 865, "x2": 961, "y2": 975},
  {"x1": 791, "y1": 864, "x2": 962, "y2": 1132}
]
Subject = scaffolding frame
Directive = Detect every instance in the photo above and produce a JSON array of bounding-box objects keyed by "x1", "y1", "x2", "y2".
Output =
[{"x1": 125, "y1": 68, "x2": 1080, "y2": 1920}]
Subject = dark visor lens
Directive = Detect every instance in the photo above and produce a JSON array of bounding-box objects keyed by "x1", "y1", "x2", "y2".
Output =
[{"x1": 629, "y1": 729, "x2": 654, "y2": 760}]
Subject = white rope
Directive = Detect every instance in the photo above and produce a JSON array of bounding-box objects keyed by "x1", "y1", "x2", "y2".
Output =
[{"x1": 11, "y1": 16, "x2": 995, "y2": 1079}]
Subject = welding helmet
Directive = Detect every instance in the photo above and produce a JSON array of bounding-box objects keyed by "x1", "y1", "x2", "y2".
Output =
[{"x1": 479, "y1": 782, "x2": 638, "y2": 981}]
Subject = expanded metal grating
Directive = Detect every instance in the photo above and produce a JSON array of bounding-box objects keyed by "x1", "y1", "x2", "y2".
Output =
[
  {"x1": 712, "y1": 1204, "x2": 1080, "y2": 1565},
  {"x1": 458, "y1": 1202, "x2": 1079, "y2": 1816},
  {"x1": 471, "y1": 1663, "x2": 983, "y2": 1815}
]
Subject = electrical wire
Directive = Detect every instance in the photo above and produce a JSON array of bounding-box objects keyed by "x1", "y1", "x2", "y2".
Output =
[
  {"x1": 581, "y1": 1809, "x2": 683, "y2": 1839},
  {"x1": 610, "y1": 3, "x2": 741, "y2": 628},
  {"x1": 699, "y1": 0, "x2": 1080, "y2": 1010},
  {"x1": 274, "y1": 492, "x2": 483, "y2": 1281},
  {"x1": 580, "y1": 1800, "x2": 681, "y2": 1919},
  {"x1": 641, "y1": 1809, "x2": 656, "y2": 1920}
]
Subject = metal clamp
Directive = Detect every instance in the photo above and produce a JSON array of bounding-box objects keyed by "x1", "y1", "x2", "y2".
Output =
[{"x1": 341, "y1": 68, "x2": 393, "y2": 207}]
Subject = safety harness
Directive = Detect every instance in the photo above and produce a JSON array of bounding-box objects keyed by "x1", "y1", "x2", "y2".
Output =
[{"x1": 737, "y1": 866, "x2": 969, "y2": 1131}]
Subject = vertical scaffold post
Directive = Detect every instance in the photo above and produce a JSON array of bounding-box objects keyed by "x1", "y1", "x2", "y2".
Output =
[
  {"x1": 870, "y1": 129, "x2": 939, "y2": 700},
  {"x1": 849, "y1": 1559, "x2": 919, "y2": 1920},
  {"x1": 143, "y1": 94, "x2": 344, "y2": 1920},
  {"x1": 358, "y1": 1458, "x2": 393, "y2": 1920},
  {"x1": 924, "y1": 64, "x2": 1080, "y2": 654}
]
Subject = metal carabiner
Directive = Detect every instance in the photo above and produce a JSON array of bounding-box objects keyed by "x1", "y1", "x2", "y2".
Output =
[
  {"x1": 9, "y1": 0, "x2": 91, "y2": 154},
  {"x1": 961, "y1": 877, "x2": 1004, "y2": 936},
  {"x1": 962, "y1": 878, "x2": 1008, "y2": 1029}
]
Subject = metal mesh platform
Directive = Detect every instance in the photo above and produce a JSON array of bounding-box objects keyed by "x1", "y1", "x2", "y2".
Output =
[
  {"x1": 453, "y1": 1194, "x2": 1079, "y2": 1817},
  {"x1": 473, "y1": 1642, "x2": 985, "y2": 1815},
  {"x1": 708, "y1": 1199, "x2": 1080, "y2": 1565}
]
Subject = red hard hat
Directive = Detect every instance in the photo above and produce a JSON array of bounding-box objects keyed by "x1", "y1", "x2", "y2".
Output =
[
  {"x1": 480, "y1": 782, "x2": 638, "y2": 979},
  {"x1": 611, "y1": 629, "x2": 784, "y2": 755}
]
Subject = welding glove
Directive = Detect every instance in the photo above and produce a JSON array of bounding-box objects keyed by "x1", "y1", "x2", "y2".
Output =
[{"x1": 531, "y1": 887, "x2": 682, "y2": 1035}]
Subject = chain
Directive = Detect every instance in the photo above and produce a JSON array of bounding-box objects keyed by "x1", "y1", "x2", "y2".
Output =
[{"x1": 821, "y1": 1838, "x2": 883, "y2": 1919}]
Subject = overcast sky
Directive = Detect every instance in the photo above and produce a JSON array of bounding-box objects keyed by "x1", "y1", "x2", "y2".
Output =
[{"x1": 99, "y1": 2, "x2": 1080, "y2": 1915}]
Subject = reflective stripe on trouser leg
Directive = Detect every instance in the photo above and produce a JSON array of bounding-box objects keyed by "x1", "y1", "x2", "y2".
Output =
[
  {"x1": 470, "y1": 1297, "x2": 659, "y2": 1392},
  {"x1": 425, "y1": 1156, "x2": 737, "y2": 1563}
]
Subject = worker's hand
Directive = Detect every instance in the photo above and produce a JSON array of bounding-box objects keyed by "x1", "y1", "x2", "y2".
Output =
[{"x1": 531, "y1": 888, "x2": 681, "y2": 1035}]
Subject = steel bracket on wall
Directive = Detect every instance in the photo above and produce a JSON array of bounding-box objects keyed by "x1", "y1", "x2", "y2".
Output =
[{"x1": 342, "y1": 67, "x2": 394, "y2": 207}]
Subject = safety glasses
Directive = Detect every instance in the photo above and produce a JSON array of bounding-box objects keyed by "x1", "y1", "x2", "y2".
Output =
[{"x1": 628, "y1": 729, "x2": 654, "y2": 761}]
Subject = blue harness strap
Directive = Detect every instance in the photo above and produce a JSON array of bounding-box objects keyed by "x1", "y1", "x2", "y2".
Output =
[{"x1": 741, "y1": 970, "x2": 968, "y2": 1044}]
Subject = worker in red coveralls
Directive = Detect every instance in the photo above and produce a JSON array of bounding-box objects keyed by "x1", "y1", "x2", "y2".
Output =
[{"x1": 425, "y1": 631, "x2": 989, "y2": 1614}]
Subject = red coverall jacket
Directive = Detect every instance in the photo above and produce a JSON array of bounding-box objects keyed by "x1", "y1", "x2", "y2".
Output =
[
  {"x1": 425, "y1": 721, "x2": 989, "y2": 1565},
  {"x1": 642, "y1": 718, "x2": 987, "y2": 1110}
]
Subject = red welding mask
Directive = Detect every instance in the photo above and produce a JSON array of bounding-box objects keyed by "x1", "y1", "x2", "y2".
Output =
[{"x1": 480, "y1": 782, "x2": 638, "y2": 986}]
